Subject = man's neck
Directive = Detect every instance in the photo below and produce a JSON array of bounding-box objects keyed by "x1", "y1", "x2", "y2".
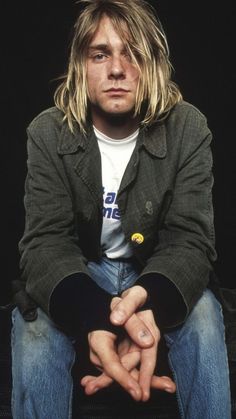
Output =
[{"x1": 92, "y1": 113, "x2": 140, "y2": 140}]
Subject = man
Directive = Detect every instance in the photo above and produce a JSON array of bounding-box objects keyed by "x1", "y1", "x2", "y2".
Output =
[{"x1": 12, "y1": 0, "x2": 231, "y2": 418}]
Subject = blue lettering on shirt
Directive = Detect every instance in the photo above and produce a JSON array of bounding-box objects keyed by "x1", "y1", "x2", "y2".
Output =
[
  {"x1": 105, "y1": 192, "x2": 116, "y2": 204},
  {"x1": 103, "y1": 189, "x2": 120, "y2": 220}
]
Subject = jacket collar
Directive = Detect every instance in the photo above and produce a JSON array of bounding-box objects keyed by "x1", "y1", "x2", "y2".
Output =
[
  {"x1": 57, "y1": 121, "x2": 89, "y2": 155},
  {"x1": 57, "y1": 119, "x2": 167, "y2": 158},
  {"x1": 140, "y1": 122, "x2": 167, "y2": 158}
]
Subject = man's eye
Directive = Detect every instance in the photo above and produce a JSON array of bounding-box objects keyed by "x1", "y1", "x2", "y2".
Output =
[
  {"x1": 124, "y1": 52, "x2": 132, "y2": 61},
  {"x1": 93, "y1": 53, "x2": 107, "y2": 61}
]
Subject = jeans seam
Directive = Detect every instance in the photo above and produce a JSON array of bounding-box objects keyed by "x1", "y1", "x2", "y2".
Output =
[
  {"x1": 167, "y1": 353, "x2": 185, "y2": 419},
  {"x1": 68, "y1": 350, "x2": 76, "y2": 419},
  {"x1": 218, "y1": 305, "x2": 232, "y2": 413},
  {"x1": 11, "y1": 309, "x2": 16, "y2": 417},
  {"x1": 117, "y1": 262, "x2": 122, "y2": 294}
]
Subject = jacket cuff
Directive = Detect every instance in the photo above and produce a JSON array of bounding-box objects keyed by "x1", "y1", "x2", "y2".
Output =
[
  {"x1": 136, "y1": 273, "x2": 187, "y2": 329},
  {"x1": 49, "y1": 273, "x2": 119, "y2": 337}
]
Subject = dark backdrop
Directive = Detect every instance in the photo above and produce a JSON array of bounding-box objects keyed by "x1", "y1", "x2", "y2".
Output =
[{"x1": 2, "y1": 1, "x2": 235, "y2": 304}]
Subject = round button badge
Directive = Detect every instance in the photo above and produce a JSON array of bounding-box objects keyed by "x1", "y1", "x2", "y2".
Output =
[{"x1": 131, "y1": 233, "x2": 144, "y2": 244}]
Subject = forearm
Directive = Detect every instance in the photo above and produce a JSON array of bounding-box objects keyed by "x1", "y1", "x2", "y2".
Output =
[
  {"x1": 136, "y1": 273, "x2": 186, "y2": 328},
  {"x1": 49, "y1": 273, "x2": 119, "y2": 336},
  {"x1": 137, "y1": 244, "x2": 213, "y2": 328}
]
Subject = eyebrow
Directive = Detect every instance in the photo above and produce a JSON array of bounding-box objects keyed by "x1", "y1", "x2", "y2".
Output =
[
  {"x1": 88, "y1": 43, "x2": 129, "y2": 54},
  {"x1": 88, "y1": 44, "x2": 110, "y2": 51}
]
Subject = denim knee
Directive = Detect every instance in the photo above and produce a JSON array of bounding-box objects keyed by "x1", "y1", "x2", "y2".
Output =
[
  {"x1": 165, "y1": 289, "x2": 225, "y2": 349},
  {"x1": 11, "y1": 308, "x2": 75, "y2": 419},
  {"x1": 164, "y1": 290, "x2": 231, "y2": 419},
  {"x1": 11, "y1": 308, "x2": 75, "y2": 386}
]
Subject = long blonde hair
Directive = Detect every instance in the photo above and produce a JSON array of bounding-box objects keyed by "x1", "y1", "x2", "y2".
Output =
[{"x1": 54, "y1": 0, "x2": 182, "y2": 134}]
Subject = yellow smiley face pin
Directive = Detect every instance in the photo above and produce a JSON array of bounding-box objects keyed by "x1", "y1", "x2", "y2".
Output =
[{"x1": 131, "y1": 233, "x2": 144, "y2": 244}]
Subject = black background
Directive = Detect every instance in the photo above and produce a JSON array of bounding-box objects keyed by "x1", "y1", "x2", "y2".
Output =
[{"x1": 2, "y1": 1, "x2": 235, "y2": 304}]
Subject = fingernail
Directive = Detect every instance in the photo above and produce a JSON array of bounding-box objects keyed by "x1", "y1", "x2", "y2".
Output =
[
  {"x1": 142, "y1": 390, "x2": 150, "y2": 401},
  {"x1": 130, "y1": 389, "x2": 139, "y2": 400},
  {"x1": 138, "y1": 330, "x2": 152, "y2": 342},
  {"x1": 112, "y1": 309, "x2": 125, "y2": 323},
  {"x1": 165, "y1": 386, "x2": 174, "y2": 393}
]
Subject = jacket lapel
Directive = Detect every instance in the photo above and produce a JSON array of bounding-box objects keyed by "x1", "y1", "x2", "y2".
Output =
[
  {"x1": 57, "y1": 123, "x2": 103, "y2": 210},
  {"x1": 118, "y1": 122, "x2": 167, "y2": 194}
]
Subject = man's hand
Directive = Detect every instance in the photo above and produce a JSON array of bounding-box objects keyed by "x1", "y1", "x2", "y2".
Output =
[
  {"x1": 83, "y1": 329, "x2": 143, "y2": 401},
  {"x1": 81, "y1": 285, "x2": 176, "y2": 401},
  {"x1": 81, "y1": 315, "x2": 175, "y2": 400},
  {"x1": 112, "y1": 296, "x2": 162, "y2": 401},
  {"x1": 110, "y1": 286, "x2": 176, "y2": 399}
]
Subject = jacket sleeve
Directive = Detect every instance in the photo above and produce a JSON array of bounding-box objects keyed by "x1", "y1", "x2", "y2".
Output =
[
  {"x1": 19, "y1": 119, "x2": 112, "y2": 333},
  {"x1": 137, "y1": 106, "x2": 217, "y2": 328}
]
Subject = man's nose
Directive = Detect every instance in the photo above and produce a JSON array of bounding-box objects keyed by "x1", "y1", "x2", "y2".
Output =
[{"x1": 108, "y1": 56, "x2": 125, "y2": 79}]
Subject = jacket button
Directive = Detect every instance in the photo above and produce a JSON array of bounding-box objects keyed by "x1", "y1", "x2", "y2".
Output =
[
  {"x1": 131, "y1": 233, "x2": 144, "y2": 244},
  {"x1": 145, "y1": 201, "x2": 153, "y2": 215}
]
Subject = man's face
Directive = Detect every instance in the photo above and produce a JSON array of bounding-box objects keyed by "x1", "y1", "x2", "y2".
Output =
[{"x1": 86, "y1": 15, "x2": 140, "y2": 128}]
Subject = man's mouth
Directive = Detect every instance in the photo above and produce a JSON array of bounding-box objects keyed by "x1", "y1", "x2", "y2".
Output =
[{"x1": 105, "y1": 88, "x2": 129, "y2": 95}]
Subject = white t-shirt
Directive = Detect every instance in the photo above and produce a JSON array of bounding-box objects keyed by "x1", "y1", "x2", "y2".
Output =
[{"x1": 94, "y1": 126, "x2": 139, "y2": 259}]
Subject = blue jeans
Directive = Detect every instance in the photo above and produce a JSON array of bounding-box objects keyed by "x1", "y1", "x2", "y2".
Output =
[{"x1": 11, "y1": 258, "x2": 231, "y2": 419}]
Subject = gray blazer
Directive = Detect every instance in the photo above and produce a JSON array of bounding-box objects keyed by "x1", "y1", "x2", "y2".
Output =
[{"x1": 18, "y1": 100, "x2": 216, "y2": 327}]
